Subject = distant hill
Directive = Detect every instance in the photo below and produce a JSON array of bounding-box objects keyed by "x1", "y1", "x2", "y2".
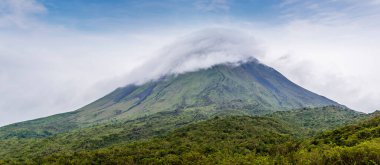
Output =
[
  {"x1": 266, "y1": 105, "x2": 366, "y2": 132},
  {"x1": 370, "y1": 110, "x2": 380, "y2": 117}
]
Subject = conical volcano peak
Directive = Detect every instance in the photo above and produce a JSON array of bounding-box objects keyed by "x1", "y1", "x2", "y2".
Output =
[
  {"x1": 62, "y1": 59, "x2": 338, "y2": 125},
  {"x1": 0, "y1": 45, "x2": 342, "y2": 143}
]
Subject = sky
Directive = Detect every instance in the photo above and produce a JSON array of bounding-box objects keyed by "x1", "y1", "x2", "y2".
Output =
[{"x1": 1, "y1": 0, "x2": 380, "y2": 126}]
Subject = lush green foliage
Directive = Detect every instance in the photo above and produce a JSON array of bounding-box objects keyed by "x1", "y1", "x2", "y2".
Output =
[
  {"x1": 1, "y1": 116, "x2": 300, "y2": 164},
  {"x1": 0, "y1": 106, "x2": 362, "y2": 161},
  {"x1": 312, "y1": 115, "x2": 380, "y2": 146},
  {"x1": 267, "y1": 106, "x2": 366, "y2": 133},
  {"x1": 0, "y1": 110, "x2": 210, "y2": 160},
  {"x1": 292, "y1": 116, "x2": 380, "y2": 165},
  {"x1": 1, "y1": 115, "x2": 380, "y2": 165}
]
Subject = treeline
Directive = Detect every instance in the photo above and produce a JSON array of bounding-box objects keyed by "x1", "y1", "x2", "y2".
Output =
[{"x1": 1, "y1": 115, "x2": 380, "y2": 164}]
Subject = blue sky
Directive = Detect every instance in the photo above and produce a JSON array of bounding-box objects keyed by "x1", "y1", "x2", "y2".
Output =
[
  {"x1": 35, "y1": 0, "x2": 284, "y2": 31},
  {"x1": 31, "y1": 0, "x2": 380, "y2": 30},
  {"x1": 1, "y1": 0, "x2": 380, "y2": 126}
]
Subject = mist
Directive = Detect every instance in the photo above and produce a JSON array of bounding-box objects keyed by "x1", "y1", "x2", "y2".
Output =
[{"x1": 120, "y1": 28, "x2": 261, "y2": 85}]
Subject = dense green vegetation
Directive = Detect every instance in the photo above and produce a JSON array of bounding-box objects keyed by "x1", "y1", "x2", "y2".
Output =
[
  {"x1": 267, "y1": 106, "x2": 366, "y2": 132},
  {"x1": 0, "y1": 106, "x2": 363, "y2": 161},
  {"x1": 0, "y1": 116, "x2": 300, "y2": 164},
  {"x1": 291, "y1": 115, "x2": 380, "y2": 164},
  {"x1": 0, "y1": 110, "x2": 209, "y2": 160},
  {"x1": 1, "y1": 115, "x2": 379, "y2": 164}
]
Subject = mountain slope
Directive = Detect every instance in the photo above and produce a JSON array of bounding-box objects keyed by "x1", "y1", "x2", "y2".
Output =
[
  {"x1": 0, "y1": 60, "x2": 339, "y2": 138},
  {"x1": 74, "y1": 60, "x2": 338, "y2": 123}
]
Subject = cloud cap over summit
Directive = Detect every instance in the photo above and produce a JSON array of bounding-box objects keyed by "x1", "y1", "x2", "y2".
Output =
[{"x1": 126, "y1": 28, "x2": 262, "y2": 85}]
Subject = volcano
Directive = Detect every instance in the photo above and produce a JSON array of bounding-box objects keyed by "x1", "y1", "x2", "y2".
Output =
[{"x1": 0, "y1": 59, "x2": 340, "y2": 138}]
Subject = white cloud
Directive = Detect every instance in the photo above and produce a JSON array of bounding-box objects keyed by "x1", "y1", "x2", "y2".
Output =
[
  {"x1": 0, "y1": 27, "x2": 190, "y2": 126},
  {"x1": 124, "y1": 28, "x2": 261, "y2": 85},
  {"x1": 0, "y1": 0, "x2": 46, "y2": 28},
  {"x1": 244, "y1": 0, "x2": 379, "y2": 113},
  {"x1": 0, "y1": 26, "x2": 260, "y2": 126}
]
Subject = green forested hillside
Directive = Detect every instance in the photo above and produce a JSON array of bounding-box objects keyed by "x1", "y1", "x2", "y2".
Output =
[
  {"x1": 0, "y1": 106, "x2": 363, "y2": 162},
  {"x1": 292, "y1": 116, "x2": 380, "y2": 164},
  {"x1": 0, "y1": 110, "x2": 209, "y2": 161},
  {"x1": 266, "y1": 106, "x2": 366, "y2": 132},
  {"x1": 2, "y1": 115, "x2": 379, "y2": 165},
  {"x1": 0, "y1": 116, "x2": 300, "y2": 164}
]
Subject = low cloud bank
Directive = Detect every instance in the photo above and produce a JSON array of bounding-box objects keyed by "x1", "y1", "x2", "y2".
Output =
[{"x1": 122, "y1": 28, "x2": 262, "y2": 85}]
